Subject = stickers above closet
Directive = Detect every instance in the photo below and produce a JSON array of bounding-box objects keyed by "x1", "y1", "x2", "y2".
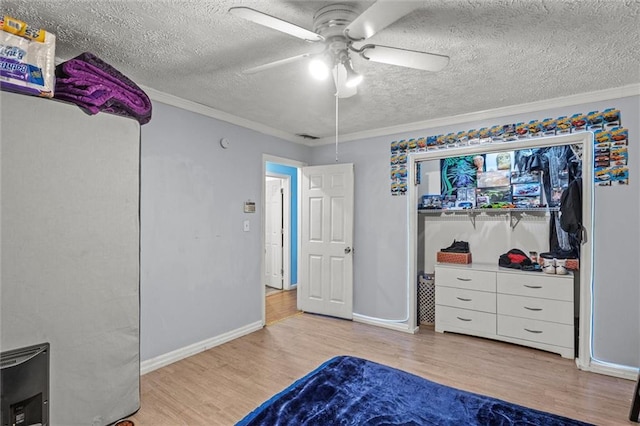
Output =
[{"x1": 390, "y1": 107, "x2": 630, "y2": 196}]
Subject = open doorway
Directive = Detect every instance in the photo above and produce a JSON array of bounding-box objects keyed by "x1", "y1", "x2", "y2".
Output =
[
  {"x1": 265, "y1": 175, "x2": 289, "y2": 292},
  {"x1": 262, "y1": 155, "x2": 305, "y2": 325}
]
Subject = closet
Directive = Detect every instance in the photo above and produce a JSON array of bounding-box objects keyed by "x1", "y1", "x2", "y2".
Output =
[
  {"x1": 1, "y1": 92, "x2": 140, "y2": 425},
  {"x1": 409, "y1": 133, "x2": 593, "y2": 364}
]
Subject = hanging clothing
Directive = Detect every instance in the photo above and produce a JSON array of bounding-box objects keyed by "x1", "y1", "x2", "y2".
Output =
[
  {"x1": 559, "y1": 178, "x2": 583, "y2": 257},
  {"x1": 560, "y1": 178, "x2": 582, "y2": 236}
]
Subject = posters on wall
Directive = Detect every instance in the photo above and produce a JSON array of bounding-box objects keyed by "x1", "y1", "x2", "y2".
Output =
[
  {"x1": 390, "y1": 107, "x2": 630, "y2": 195},
  {"x1": 423, "y1": 150, "x2": 549, "y2": 209}
]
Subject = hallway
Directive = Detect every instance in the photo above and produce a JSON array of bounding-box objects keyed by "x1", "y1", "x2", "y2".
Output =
[{"x1": 266, "y1": 288, "x2": 300, "y2": 325}]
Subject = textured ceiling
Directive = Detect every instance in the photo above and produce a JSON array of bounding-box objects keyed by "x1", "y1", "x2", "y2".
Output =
[{"x1": 3, "y1": 1, "x2": 640, "y2": 143}]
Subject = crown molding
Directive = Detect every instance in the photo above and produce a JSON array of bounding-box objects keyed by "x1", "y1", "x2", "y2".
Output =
[
  {"x1": 54, "y1": 56, "x2": 309, "y2": 145},
  {"x1": 140, "y1": 83, "x2": 639, "y2": 147},
  {"x1": 312, "y1": 83, "x2": 640, "y2": 146},
  {"x1": 140, "y1": 85, "x2": 314, "y2": 146}
]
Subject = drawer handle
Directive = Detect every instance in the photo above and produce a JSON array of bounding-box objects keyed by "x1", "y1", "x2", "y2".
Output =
[
  {"x1": 524, "y1": 285, "x2": 543, "y2": 289},
  {"x1": 524, "y1": 306, "x2": 543, "y2": 311},
  {"x1": 524, "y1": 328, "x2": 543, "y2": 334},
  {"x1": 456, "y1": 297, "x2": 472, "y2": 302},
  {"x1": 456, "y1": 316, "x2": 472, "y2": 322},
  {"x1": 456, "y1": 277, "x2": 472, "y2": 282}
]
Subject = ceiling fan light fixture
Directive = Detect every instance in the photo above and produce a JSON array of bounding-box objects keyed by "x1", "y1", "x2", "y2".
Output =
[
  {"x1": 309, "y1": 58, "x2": 330, "y2": 80},
  {"x1": 343, "y1": 59, "x2": 363, "y2": 88},
  {"x1": 345, "y1": 69, "x2": 363, "y2": 88}
]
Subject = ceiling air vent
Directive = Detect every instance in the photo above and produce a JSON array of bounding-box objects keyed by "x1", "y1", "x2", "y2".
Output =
[{"x1": 296, "y1": 133, "x2": 320, "y2": 140}]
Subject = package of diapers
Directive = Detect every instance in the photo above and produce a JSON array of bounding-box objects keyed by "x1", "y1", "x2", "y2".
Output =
[{"x1": 0, "y1": 16, "x2": 55, "y2": 97}]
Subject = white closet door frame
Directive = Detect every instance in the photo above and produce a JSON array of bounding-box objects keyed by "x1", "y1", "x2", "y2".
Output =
[{"x1": 407, "y1": 133, "x2": 595, "y2": 373}]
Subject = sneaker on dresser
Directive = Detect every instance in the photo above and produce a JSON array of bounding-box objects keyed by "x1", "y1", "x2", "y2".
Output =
[
  {"x1": 555, "y1": 258, "x2": 568, "y2": 275},
  {"x1": 440, "y1": 240, "x2": 470, "y2": 253},
  {"x1": 542, "y1": 258, "x2": 556, "y2": 274}
]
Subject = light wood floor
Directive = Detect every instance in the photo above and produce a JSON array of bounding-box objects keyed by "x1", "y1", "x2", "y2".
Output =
[
  {"x1": 128, "y1": 314, "x2": 635, "y2": 425},
  {"x1": 265, "y1": 288, "x2": 300, "y2": 325}
]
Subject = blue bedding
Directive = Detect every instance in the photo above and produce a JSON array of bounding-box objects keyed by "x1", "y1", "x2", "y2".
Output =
[{"x1": 237, "y1": 355, "x2": 592, "y2": 425}]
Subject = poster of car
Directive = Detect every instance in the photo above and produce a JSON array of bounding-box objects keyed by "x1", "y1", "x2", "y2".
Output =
[
  {"x1": 476, "y1": 186, "x2": 512, "y2": 207},
  {"x1": 477, "y1": 170, "x2": 510, "y2": 188},
  {"x1": 512, "y1": 183, "x2": 541, "y2": 197}
]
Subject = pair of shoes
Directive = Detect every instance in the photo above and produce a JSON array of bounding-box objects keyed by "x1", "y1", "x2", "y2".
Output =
[
  {"x1": 440, "y1": 240, "x2": 469, "y2": 253},
  {"x1": 542, "y1": 258, "x2": 567, "y2": 275}
]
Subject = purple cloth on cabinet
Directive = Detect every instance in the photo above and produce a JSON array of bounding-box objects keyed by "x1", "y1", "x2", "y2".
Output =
[{"x1": 55, "y1": 52, "x2": 152, "y2": 124}]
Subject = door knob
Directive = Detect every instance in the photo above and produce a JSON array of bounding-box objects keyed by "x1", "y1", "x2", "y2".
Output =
[{"x1": 344, "y1": 247, "x2": 352, "y2": 254}]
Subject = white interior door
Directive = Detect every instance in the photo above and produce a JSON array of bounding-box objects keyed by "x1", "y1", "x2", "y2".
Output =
[
  {"x1": 265, "y1": 177, "x2": 284, "y2": 289},
  {"x1": 299, "y1": 163, "x2": 354, "y2": 319}
]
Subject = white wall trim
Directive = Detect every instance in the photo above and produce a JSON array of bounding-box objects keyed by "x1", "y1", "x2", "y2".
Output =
[
  {"x1": 141, "y1": 83, "x2": 639, "y2": 148},
  {"x1": 312, "y1": 84, "x2": 640, "y2": 145},
  {"x1": 261, "y1": 154, "x2": 307, "y2": 326},
  {"x1": 264, "y1": 154, "x2": 307, "y2": 168},
  {"x1": 140, "y1": 85, "x2": 312, "y2": 146},
  {"x1": 577, "y1": 359, "x2": 639, "y2": 381},
  {"x1": 140, "y1": 321, "x2": 263, "y2": 375},
  {"x1": 353, "y1": 314, "x2": 418, "y2": 334}
]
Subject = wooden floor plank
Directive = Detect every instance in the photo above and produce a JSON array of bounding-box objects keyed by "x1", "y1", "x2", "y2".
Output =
[
  {"x1": 129, "y1": 314, "x2": 635, "y2": 425},
  {"x1": 265, "y1": 288, "x2": 300, "y2": 325}
]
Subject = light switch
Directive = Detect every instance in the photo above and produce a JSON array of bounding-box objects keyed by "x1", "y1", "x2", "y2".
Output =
[{"x1": 243, "y1": 220, "x2": 250, "y2": 232}]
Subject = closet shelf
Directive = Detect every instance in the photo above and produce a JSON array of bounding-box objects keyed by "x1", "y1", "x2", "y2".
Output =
[
  {"x1": 418, "y1": 207, "x2": 559, "y2": 214},
  {"x1": 418, "y1": 207, "x2": 559, "y2": 229}
]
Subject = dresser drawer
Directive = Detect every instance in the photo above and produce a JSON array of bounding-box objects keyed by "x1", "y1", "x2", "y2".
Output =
[
  {"x1": 497, "y1": 294, "x2": 573, "y2": 324},
  {"x1": 436, "y1": 286, "x2": 496, "y2": 313},
  {"x1": 497, "y1": 272, "x2": 573, "y2": 301},
  {"x1": 497, "y1": 315, "x2": 573, "y2": 348},
  {"x1": 436, "y1": 305, "x2": 496, "y2": 334},
  {"x1": 436, "y1": 267, "x2": 496, "y2": 292}
]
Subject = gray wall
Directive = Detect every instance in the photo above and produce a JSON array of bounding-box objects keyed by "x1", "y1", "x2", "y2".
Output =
[
  {"x1": 140, "y1": 102, "x2": 310, "y2": 361},
  {"x1": 311, "y1": 95, "x2": 640, "y2": 368}
]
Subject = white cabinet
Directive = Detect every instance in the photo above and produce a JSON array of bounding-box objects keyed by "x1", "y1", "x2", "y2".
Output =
[
  {"x1": 435, "y1": 265, "x2": 496, "y2": 338},
  {"x1": 435, "y1": 263, "x2": 574, "y2": 358}
]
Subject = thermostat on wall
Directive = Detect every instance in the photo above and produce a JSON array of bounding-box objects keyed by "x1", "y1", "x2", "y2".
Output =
[{"x1": 244, "y1": 200, "x2": 255, "y2": 213}]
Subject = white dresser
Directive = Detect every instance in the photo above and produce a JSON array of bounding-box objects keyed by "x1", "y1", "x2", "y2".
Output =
[{"x1": 435, "y1": 263, "x2": 574, "y2": 358}]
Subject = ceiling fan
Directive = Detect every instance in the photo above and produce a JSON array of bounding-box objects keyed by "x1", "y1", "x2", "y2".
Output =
[{"x1": 229, "y1": 1, "x2": 450, "y2": 98}]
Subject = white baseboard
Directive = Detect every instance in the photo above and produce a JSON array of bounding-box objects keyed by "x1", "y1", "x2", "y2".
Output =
[
  {"x1": 353, "y1": 314, "x2": 418, "y2": 334},
  {"x1": 577, "y1": 358, "x2": 639, "y2": 381},
  {"x1": 140, "y1": 321, "x2": 263, "y2": 375}
]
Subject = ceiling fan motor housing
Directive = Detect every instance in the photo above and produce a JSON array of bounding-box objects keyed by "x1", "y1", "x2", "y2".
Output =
[
  {"x1": 313, "y1": 4, "x2": 359, "y2": 63},
  {"x1": 312, "y1": 3, "x2": 358, "y2": 38}
]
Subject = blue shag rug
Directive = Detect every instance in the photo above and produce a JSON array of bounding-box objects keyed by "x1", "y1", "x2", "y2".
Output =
[{"x1": 237, "y1": 356, "x2": 592, "y2": 426}]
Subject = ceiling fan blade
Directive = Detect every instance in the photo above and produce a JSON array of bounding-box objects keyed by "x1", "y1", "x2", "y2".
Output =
[
  {"x1": 360, "y1": 45, "x2": 450, "y2": 72},
  {"x1": 332, "y1": 65, "x2": 357, "y2": 99},
  {"x1": 344, "y1": 1, "x2": 418, "y2": 41},
  {"x1": 243, "y1": 53, "x2": 312, "y2": 74},
  {"x1": 229, "y1": 7, "x2": 324, "y2": 42}
]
